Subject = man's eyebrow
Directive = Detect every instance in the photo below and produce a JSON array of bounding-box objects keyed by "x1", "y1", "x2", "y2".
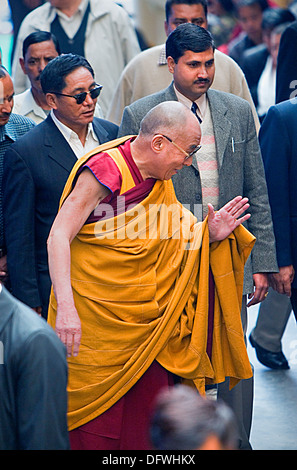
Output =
[{"x1": 71, "y1": 82, "x2": 96, "y2": 93}]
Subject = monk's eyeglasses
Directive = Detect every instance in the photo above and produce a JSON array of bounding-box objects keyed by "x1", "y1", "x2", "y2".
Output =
[
  {"x1": 161, "y1": 134, "x2": 201, "y2": 160},
  {"x1": 49, "y1": 84, "x2": 103, "y2": 104}
]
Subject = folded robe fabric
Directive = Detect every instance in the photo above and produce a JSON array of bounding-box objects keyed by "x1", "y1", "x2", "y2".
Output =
[{"x1": 47, "y1": 136, "x2": 255, "y2": 431}]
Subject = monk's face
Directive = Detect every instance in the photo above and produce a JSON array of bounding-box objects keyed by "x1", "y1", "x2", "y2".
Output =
[{"x1": 155, "y1": 117, "x2": 201, "y2": 180}]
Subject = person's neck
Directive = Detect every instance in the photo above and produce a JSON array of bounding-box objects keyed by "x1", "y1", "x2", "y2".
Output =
[
  {"x1": 57, "y1": 0, "x2": 82, "y2": 17},
  {"x1": 31, "y1": 87, "x2": 51, "y2": 110},
  {"x1": 130, "y1": 139, "x2": 151, "y2": 180},
  {"x1": 53, "y1": 111, "x2": 89, "y2": 145}
]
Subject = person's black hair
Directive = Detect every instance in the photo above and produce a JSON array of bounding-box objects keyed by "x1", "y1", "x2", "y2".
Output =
[
  {"x1": 218, "y1": 0, "x2": 236, "y2": 14},
  {"x1": 166, "y1": 23, "x2": 215, "y2": 62},
  {"x1": 235, "y1": 0, "x2": 269, "y2": 15},
  {"x1": 40, "y1": 53, "x2": 94, "y2": 94},
  {"x1": 261, "y1": 7, "x2": 295, "y2": 31},
  {"x1": 165, "y1": 0, "x2": 208, "y2": 21},
  {"x1": 22, "y1": 31, "x2": 61, "y2": 58}
]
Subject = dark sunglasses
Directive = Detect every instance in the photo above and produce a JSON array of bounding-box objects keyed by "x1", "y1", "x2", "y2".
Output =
[{"x1": 49, "y1": 84, "x2": 103, "y2": 104}]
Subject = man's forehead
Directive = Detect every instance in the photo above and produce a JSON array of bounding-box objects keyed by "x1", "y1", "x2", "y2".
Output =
[
  {"x1": 181, "y1": 48, "x2": 214, "y2": 61},
  {"x1": 62, "y1": 67, "x2": 94, "y2": 91},
  {"x1": 0, "y1": 74, "x2": 14, "y2": 99},
  {"x1": 169, "y1": 3, "x2": 206, "y2": 19},
  {"x1": 25, "y1": 40, "x2": 58, "y2": 57}
]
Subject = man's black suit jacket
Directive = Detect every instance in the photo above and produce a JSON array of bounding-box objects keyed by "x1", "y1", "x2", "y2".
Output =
[
  {"x1": 3, "y1": 114, "x2": 118, "y2": 317},
  {"x1": 276, "y1": 20, "x2": 297, "y2": 103},
  {"x1": 241, "y1": 44, "x2": 269, "y2": 110}
]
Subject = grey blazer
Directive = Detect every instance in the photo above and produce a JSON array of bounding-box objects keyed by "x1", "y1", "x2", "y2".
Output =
[{"x1": 118, "y1": 82, "x2": 278, "y2": 294}]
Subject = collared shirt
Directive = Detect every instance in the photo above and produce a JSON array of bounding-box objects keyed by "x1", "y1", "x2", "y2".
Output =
[
  {"x1": 54, "y1": 0, "x2": 89, "y2": 39},
  {"x1": 0, "y1": 114, "x2": 36, "y2": 248},
  {"x1": 173, "y1": 84, "x2": 207, "y2": 122},
  {"x1": 13, "y1": 88, "x2": 49, "y2": 125},
  {"x1": 257, "y1": 56, "x2": 276, "y2": 118},
  {"x1": 50, "y1": 109, "x2": 99, "y2": 159}
]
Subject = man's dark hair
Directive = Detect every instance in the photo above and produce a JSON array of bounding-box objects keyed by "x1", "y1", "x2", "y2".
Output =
[
  {"x1": 40, "y1": 53, "x2": 94, "y2": 94},
  {"x1": 150, "y1": 385, "x2": 238, "y2": 450},
  {"x1": 165, "y1": 0, "x2": 208, "y2": 21},
  {"x1": 0, "y1": 65, "x2": 8, "y2": 79},
  {"x1": 261, "y1": 7, "x2": 295, "y2": 32},
  {"x1": 166, "y1": 23, "x2": 215, "y2": 62},
  {"x1": 22, "y1": 31, "x2": 61, "y2": 58},
  {"x1": 235, "y1": 0, "x2": 269, "y2": 16}
]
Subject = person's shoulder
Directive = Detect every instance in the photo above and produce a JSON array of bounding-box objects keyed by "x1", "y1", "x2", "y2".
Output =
[
  {"x1": 214, "y1": 48, "x2": 244, "y2": 74},
  {"x1": 5, "y1": 290, "x2": 65, "y2": 353},
  {"x1": 127, "y1": 44, "x2": 164, "y2": 66},
  {"x1": 9, "y1": 113, "x2": 36, "y2": 129},
  {"x1": 6, "y1": 114, "x2": 36, "y2": 143},
  {"x1": 18, "y1": 2, "x2": 51, "y2": 26},
  {"x1": 267, "y1": 98, "x2": 297, "y2": 120},
  {"x1": 91, "y1": 0, "x2": 131, "y2": 20},
  {"x1": 126, "y1": 84, "x2": 173, "y2": 111},
  {"x1": 93, "y1": 116, "x2": 119, "y2": 137},
  {"x1": 208, "y1": 88, "x2": 249, "y2": 106},
  {"x1": 6, "y1": 114, "x2": 47, "y2": 153},
  {"x1": 282, "y1": 19, "x2": 297, "y2": 37}
]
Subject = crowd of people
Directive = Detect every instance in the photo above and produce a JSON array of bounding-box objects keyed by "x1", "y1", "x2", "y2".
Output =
[{"x1": 0, "y1": 0, "x2": 296, "y2": 451}]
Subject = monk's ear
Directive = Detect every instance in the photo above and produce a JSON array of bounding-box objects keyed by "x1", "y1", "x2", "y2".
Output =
[{"x1": 151, "y1": 134, "x2": 164, "y2": 153}]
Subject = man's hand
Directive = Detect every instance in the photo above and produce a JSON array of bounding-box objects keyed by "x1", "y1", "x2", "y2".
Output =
[
  {"x1": 269, "y1": 265, "x2": 295, "y2": 297},
  {"x1": 55, "y1": 304, "x2": 82, "y2": 357},
  {"x1": 208, "y1": 196, "x2": 251, "y2": 244},
  {"x1": 0, "y1": 255, "x2": 8, "y2": 282},
  {"x1": 247, "y1": 273, "x2": 269, "y2": 306},
  {"x1": 32, "y1": 306, "x2": 43, "y2": 316}
]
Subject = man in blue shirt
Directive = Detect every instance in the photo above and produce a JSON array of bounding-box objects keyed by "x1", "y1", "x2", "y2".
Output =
[{"x1": 0, "y1": 66, "x2": 36, "y2": 282}]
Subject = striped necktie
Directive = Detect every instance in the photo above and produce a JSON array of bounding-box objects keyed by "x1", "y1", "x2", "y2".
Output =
[{"x1": 191, "y1": 102, "x2": 202, "y2": 123}]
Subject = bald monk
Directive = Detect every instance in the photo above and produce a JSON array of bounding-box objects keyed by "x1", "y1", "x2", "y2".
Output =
[{"x1": 47, "y1": 101, "x2": 255, "y2": 450}]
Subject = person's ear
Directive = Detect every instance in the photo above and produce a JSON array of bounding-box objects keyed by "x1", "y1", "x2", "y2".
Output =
[
  {"x1": 151, "y1": 134, "x2": 164, "y2": 153},
  {"x1": 19, "y1": 57, "x2": 27, "y2": 75},
  {"x1": 167, "y1": 56, "x2": 176, "y2": 74},
  {"x1": 45, "y1": 92, "x2": 58, "y2": 109}
]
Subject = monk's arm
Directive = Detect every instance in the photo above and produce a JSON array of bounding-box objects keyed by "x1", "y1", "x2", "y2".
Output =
[{"x1": 47, "y1": 169, "x2": 110, "y2": 356}]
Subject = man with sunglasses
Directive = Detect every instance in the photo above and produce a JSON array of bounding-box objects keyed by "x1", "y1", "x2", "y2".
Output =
[
  {"x1": 118, "y1": 23, "x2": 278, "y2": 450},
  {"x1": 2, "y1": 53, "x2": 118, "y2": 319}
]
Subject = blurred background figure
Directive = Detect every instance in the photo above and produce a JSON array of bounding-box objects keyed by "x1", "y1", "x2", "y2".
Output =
[
  {"x1": 207, "y1": 0, "x2": 237, "y2": 47},
  {"x1": 150, "y1": 385, "x2": 239, "y2": 450},
  {"x1": 133, "y1": 0, "x2": 167, "y2": 47},
  {"x1": 8, "y1": 1, "x2": 45, "y2": 63},
  {"x1": 242, "y1": 8, "x2": 295, "y2": 121},
  {"x1": 228, "y1": 0, "x2": 269, "y2": 66}
]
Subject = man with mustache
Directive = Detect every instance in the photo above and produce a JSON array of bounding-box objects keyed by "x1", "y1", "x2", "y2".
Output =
[
  {"x1": 13, "y1": 31, "x2": 60, "y2": 124},
  {"x1": 118, "y1": 23, "x2": 278, "y2": 450},
  {"x1": 0, "y1": 66, "x2": 35, "y2": 285},
  {"x1": 3, "y1": 54, "x2": 118, "y2": 319}
]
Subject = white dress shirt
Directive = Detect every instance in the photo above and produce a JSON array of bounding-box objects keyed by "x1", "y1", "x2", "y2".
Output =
[{"x1": 50, "y1": 109, "x2": 99, "y2": 159}]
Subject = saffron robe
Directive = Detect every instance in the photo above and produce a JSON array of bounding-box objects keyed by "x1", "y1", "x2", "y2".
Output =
[{"x1": 47, "y1": 136, "x2": 255, "y2": 431}]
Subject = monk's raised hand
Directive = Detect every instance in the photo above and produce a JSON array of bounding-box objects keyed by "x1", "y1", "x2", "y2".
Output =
[{"x1": 208, "y1": 196, "x2": 251, "y2": 243}]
